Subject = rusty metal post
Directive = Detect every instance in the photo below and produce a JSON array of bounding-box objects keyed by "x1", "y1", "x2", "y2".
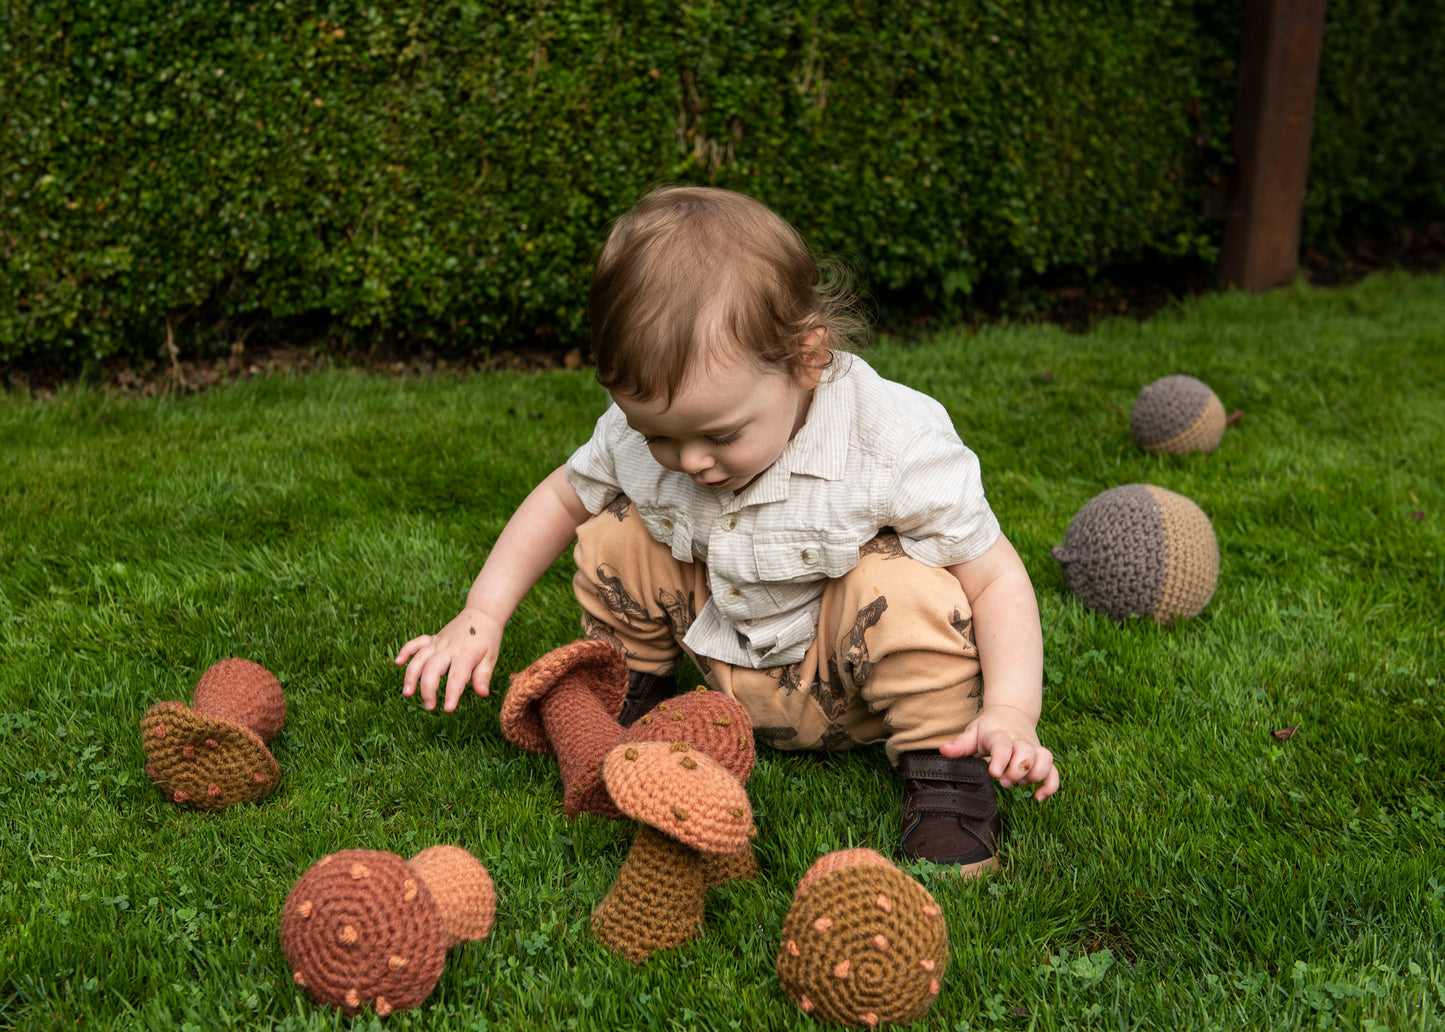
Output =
[{"x1": 1218, "y1": 0, "x2": 1328, "y2": 291}]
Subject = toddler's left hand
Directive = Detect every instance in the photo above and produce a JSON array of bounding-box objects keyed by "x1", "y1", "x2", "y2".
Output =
[{"x1": 941, "y1": 705, "x2": 1059, "y2": 801}]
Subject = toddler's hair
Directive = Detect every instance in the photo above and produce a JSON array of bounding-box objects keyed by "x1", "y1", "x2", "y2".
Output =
[{"x1": 589, "y1": 186, "x2": 864, "y2": 404}]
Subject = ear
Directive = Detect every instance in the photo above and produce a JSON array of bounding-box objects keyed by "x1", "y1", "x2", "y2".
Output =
[{"x1": 795, "y1": 327, "x2": 830, "y2": 390}]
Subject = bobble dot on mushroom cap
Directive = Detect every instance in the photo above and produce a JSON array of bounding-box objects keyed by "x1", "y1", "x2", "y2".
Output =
[
  {"x1": 833, "y1": 959, "x2": 851, "y2": 978},
  {"x1": 860, "y1": 1013, "x2": 879, "y2": 1028},
  {"x1": 183, "y1": 745, "x2": 195, "y2": 758},
  {"x1": 375, "y1": 998, "x2": 392, "y2": 1017}
]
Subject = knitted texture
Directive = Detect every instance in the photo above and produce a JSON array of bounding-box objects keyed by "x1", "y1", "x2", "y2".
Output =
[
  {"x1": 1051, "y1": 484, "x2": 1218, "y2": 623},
  {"x1": 590, "y1": 824, "x2": 709, "y2": 963},
  {"x1": 777, "y1": 856, "x2": 950, "y2": 1028},
  {"x1": 601, "y1": 741, "x2": 754, "y2": 855},
  {"x1": 627, "y1": 687, "x2": 756, "y2": 784},
  {"x1": 500, "y1": 639, "x2": 628, "y2": 753},
  {"x1": 141, "y1": 658, "x2": 285, "y2": 809},
  {"x1": 500, "y1": 639, "x2": 631, "y2": 818},
  {"x1": 191, "y1": 657, "x2": 286, "y2": 743},
  {"x1": 280, "y1": 849, "x2": 450, "y2": 1017},
  {"x1": 1130, "y1": 375, "x2": 1227, "y2": 454},
  {"x1": 793, "y1": 848, "x2": 896, "y2": 902},
  {"x1": 407, "y1": 845, "x2": 497, "y2": 947}
]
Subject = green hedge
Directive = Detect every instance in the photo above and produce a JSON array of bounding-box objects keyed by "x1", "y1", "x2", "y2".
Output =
[{"x1": 1, "y1": 1, "x2": 1441, "y2": 369}]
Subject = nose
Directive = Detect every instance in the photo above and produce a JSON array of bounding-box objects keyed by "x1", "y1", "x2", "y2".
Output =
[{"x1": 677, "y1": 440, "x2": 713, "y2": 475}]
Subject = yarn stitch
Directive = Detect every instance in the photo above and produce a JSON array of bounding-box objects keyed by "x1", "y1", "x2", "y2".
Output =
[
  {"x1": 280, "y1": 846, "x2": 495, "y2": 1017},
  {"x1": 141, "y1": 657, "x2": 285, "y2": 809},
  {"x1": 1130, "y1": 375, "x2": 1227, "y2": 454},
  {"x1": 777, "y1": 854, "x2": 949, "y2": 1028},
  {"x1": 1051, "y1": 484, "x2": 1218, "y2": 623}
]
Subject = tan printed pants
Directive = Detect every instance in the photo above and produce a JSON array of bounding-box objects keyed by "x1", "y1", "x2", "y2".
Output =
[{"x1": 572, "y1": 500, "x2": 983, "y2": 764}]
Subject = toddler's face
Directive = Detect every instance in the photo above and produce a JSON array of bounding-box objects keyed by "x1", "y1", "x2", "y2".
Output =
[{"x1": 612, "y1": 344, "x2": 822, "y2": 494}]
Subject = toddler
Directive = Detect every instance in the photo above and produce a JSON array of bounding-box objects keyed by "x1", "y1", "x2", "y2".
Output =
[{"x1": 397, "y1": 186, "x2": 1058, "y2": 873}]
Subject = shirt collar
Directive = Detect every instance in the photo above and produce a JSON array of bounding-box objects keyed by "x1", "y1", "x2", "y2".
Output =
[{"x1": 734, "y1": 355, "x2": 853, "y2": 506}]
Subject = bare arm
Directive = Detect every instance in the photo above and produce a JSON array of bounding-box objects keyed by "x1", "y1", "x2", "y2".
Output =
[
  {"x1": 942, "y1": 534, "x2": 1059, "y2": 800},
  {"x1": 396, "y1": 465, "x2": 592, "y2": 712}
]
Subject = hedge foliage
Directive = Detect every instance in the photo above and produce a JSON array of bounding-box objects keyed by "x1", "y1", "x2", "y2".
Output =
[{"x1": 1, "y1": 0, "x2": 1441, "y2": 368}]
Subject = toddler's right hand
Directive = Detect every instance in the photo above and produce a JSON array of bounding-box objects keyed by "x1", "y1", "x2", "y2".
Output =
[{"x1": 396, "y1": 607, "x2": 504, "y2": 713}]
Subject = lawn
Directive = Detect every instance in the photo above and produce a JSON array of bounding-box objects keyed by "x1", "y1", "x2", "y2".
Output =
[{"x1": 2, "y1": 271, "x2": 1443, "y2": 1031}]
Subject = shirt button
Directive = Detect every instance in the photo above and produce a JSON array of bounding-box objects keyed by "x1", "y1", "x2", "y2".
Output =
[
  {"x1": 660, "y1": 518, "x2": 674, "y2": 532},
  {"x1": 720, "y1": 515, "x2": 738, "y2": 531},
  {"x1": 801, "y1": 547, "x2": 820, "y2": 565},
  {"x1": 725, "y1": 587, "x2": 741, "y2": 600}
]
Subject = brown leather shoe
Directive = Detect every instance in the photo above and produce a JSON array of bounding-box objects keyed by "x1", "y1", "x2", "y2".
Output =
[
  {"x1": 616, "y1": 671, "x2": 679, "y2": 727},
  {"x1": 899, "y1": 752, "x2": 1001, "y2": 877}
]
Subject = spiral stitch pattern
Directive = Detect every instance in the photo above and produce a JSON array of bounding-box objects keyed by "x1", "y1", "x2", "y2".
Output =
[
  {"x1": 777, "y1": 856, "x2": 949, "y2": 1028},
  {"x1": 280, "y1": 850, "x2": 449, "y2": 1017}
]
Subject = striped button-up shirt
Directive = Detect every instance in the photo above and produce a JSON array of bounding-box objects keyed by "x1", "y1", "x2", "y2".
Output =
[{"x1": 566, "y1": 354, "x2": 1000, "y2": 668}]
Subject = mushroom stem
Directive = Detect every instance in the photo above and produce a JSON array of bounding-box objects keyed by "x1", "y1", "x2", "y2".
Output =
[
  {"x1": 536, "y1": 684, "x2": 629, "y2": 819},
  {"x1": 589, "y1": 826, "x2": 712, "y2": 963}
]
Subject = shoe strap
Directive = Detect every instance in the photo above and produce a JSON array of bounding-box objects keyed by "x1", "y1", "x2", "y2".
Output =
[
  {"x1": 898, "y1": 752, "x2": 991, "y2": 784},
  {"x1": 903, "y1": 787, "x2": 998, "y2": 820}
]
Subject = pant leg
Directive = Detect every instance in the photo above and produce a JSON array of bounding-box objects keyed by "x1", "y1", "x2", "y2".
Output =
[
  {"x1": 712, "y1": 534, "x2": 983, "y2": 764},
  {"x1": 572, "y1": 498, "x2": 713, "y2": 679}
]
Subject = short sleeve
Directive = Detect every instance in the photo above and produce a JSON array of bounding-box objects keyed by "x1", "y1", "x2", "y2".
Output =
[
  {"x1": 565, "y1": 404, "x2": 628, "y2": 515},
  {"x1": 887, "y1": 423, "x2": 1001, "y2": 567}
]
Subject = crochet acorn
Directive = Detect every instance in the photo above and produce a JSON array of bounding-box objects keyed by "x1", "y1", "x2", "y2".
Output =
[
  {"x1": 776, "y1": 848, "x2": 950, "y2": 1028},
  {"x1": 141, "y1": 657, "x2": 286, "y2": 809},
  {"x1": 1052, "y1": 484, "x2": 1219, "y2": 623},
  {"x1": 280, "y1": 845, "x2": 495, "y2": 1017},
  {"x1": 1130, "y1": 375, "x2": 1228, "y2": 454},
  {"x1": 590, "y1": 741, "x2": 757, "y2": 963}
]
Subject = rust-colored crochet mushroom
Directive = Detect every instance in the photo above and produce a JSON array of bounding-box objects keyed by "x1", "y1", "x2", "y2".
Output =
[
  {"x1": 590, "y1": 741, "x2": 756, "y2": 963},
  {"x1": 141, "y1": 657, "x2": 286, "y2": 809},
  {"x1": 777, "y1": 849, "x2": 950, "y2": 1028},
  {"x1": 280, "y1": 845, "x2": 495, "y2": 1017},
  {"x1": 501, "y1": 641, "x2": 755, "y2": 819}
]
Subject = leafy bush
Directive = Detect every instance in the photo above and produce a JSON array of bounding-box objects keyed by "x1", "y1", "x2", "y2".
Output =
[{"x1": 1, "y1": 0, "x2": 1440, "y2": 369}]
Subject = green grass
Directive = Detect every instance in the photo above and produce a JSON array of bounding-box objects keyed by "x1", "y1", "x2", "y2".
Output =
[{"x1": 2, "y1": 271, "x2": 1443, "y2": 1031}]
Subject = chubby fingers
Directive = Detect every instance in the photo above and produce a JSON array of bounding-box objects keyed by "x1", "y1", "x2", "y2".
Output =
[{"x1": 396, "y1": 635, "x2": 432, "y2": 670}]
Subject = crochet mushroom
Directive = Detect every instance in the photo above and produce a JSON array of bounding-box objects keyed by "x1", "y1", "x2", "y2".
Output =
[
  {"x1": 141, "y1": 657, "x2": 286, "y2": 809},
  {"x1": 1130, "y1": 374, "x2": 1230, "y2": 454},
  {"x1": 501, "y1": 641, "x2": 754, "y2": 819},
  {"x1": 1052, "y1": 484, "x2": 1219, "y2": 623},
  {"x1": 280, "y1": 845, "x2": 495, "y2": 1017},
  {"x1": 777, "y1": 849, "x2": 950, "y2": 1028},
  {"x1": 590, "y1": 741, "x2": 756, "y2": 963}
]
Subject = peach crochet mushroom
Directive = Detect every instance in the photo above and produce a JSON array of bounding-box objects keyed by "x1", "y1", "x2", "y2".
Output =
[
  {"x1": 280, "y1": 846, "x2": 495, "y2": 1017},
  {"x1": 777, "y1": 849, "x2": 949, "y2": 1028},
  {"x1": 501, "y1": 641, "x2": 755, "y2": 819},
  {"x1": 141, "y1": 658, "x2": 286, "y2": 809},
  {"x1": 590, "y1": 741, "x2": 756, "y2": 962}
]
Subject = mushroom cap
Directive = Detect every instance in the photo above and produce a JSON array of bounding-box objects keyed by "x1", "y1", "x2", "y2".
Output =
[
  {"x1": 1051, "y1": 484, "x2": 1218, "y2": 623},
  {"x1": 1130, "y1": 375, "x2": 1226, "y2": 454},
  {"x1": 627, "y1": 687, "x2": 756, "y2": 784},
  {"x1": 601, "y1": 741, "x2": 753, "y2": 855},
  {"x1": 499, "y1": 639, "x2": 628, "y2": 753},
  {"x1": 777, "y1": 860, "x2": 950, "y2": 1028},
  {"x1": 141, "y1": 700, "x2": 280, "y2": 809},
  {"x1": 280, "y1": 849, "x2": 449, "y2": 1017},
  {"x1": 407, "y1": 845, "x2": 496, "y2": 947},
  {"x1": 192, "y1": 657, "x2": 286, "y2": 744},
  {"x1": 793, "y1": 848, "x2": 895, "y2": 903}
]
